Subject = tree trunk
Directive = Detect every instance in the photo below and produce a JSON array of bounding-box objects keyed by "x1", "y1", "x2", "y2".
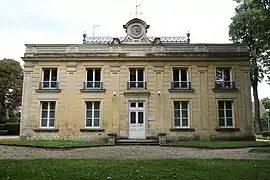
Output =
[{"x1": 252, "y1": 82, "x2": 262, "y2": 133}]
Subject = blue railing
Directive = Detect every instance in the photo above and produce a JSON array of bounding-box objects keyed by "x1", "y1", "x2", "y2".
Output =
[
  {"x1": 39, "y1": 81, "x2": 59, "y2": 89},
  {"x1": 171, "y1": 82, "x2": 191, "y2": 89},
  {"x1": 83, "y1": 81, "x2": 103, "y2": 89},
  {"x1": 127, "y1": 81, "x2": 147, "y2": 89}
]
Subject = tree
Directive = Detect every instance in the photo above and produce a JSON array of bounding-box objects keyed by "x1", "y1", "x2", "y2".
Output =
[
  {"x1": 262, "y1": 97, "x2": 270, "y2": 109},
  {"x1": 229, "y1": 0, "x2": 270, "y2": 132},
  {"x1": 0, "y1": 59, "x2": 23, "y2": 123}
]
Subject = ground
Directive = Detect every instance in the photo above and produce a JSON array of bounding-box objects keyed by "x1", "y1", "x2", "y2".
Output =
[{"x1": 1, "y1": 145, "x2": 270, "y2": 159}]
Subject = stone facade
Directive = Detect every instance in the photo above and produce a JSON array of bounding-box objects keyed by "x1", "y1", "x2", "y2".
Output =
[{"x1": 20, "y1": 18, "x2": 254, "y2": 141}]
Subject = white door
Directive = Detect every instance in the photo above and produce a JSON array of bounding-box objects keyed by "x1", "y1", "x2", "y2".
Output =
[{"x1": 128, "y1": 101, "x2": 146, "y2": 139}]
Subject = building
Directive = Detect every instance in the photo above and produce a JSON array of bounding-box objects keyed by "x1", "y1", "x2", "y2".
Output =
[{"x1": 20, "y1": 18, "x2": 254, "y2": 141}]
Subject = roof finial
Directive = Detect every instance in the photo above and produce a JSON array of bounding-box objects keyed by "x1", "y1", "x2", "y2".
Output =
[{"x1": 135, "y1": 0, "x2": 142, "y2": 18}]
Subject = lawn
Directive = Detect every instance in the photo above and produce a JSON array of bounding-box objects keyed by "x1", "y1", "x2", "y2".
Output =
[
  {"x1": 1, "y1": 159, "x2": 270, "y2": 180},
  {"x1": 0, "y1": 139, "x2": 105, "y2": 148},
  {"x1": 168, "y1": 140, "x2": 270, "y2": 148}
]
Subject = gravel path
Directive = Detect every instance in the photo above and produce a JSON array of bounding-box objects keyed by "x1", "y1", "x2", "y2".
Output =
[{"x1": 1, "y1": 145, "x2": 270, "y2": 160}]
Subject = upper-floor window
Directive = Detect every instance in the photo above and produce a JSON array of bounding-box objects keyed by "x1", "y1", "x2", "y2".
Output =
[
  {"x1": 173, "y1": 101, "x2": 189, "y2": 128},
  {"x1": 172, "y1": 68, "x2": 190, "y2": 89},
  {"x1": 40, "y1": 68, "x2": 58, "y2": 89},
  {"x1": 128, "y1": 68, "x2": 146, "y2": 89},
  {"x1": 215, "y1": 67, "x2": 234, "y2": 89},
  {"x1": 40, "y1": 101, "x2": 56, "y2": 128},
  {"x1": 218, "y1": 101, "x2": 234, "y2": 127},
  {"x1": 84, "y1": 68, "x2": 102, "y2": 89}
]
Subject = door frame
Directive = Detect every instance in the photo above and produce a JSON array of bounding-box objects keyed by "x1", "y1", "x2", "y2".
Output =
[{"x1": 125, "y1": 97, "x2": 149, "y2": 139}]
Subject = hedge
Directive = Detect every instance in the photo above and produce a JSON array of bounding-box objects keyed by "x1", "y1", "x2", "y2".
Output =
[{"x1": 0, "y1": 123, "x2": 20, "y2": 135}]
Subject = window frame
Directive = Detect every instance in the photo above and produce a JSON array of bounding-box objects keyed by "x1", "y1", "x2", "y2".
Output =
[
  {"x1": 173, "y1": 101, "x2": 190, "y2": 128},
  {"x1": 218, "y1": 100, "x2": 235, "y2": 128},
  {"x1": 40, "y1": 101, "x2": 56, "y2": 128},
  {"x1": 172, "y1": 68, "x2": 189, "y2": 82},
  {"x1": 84, "y1": 101, "x2": 101, "y2": 128},
  {"x1": 128, "y1": 68, "x2": 145, "y2": 88},
  {"x1": 41, "y1": 68, "x2": 58, "y2": 89},
  {"x1": 215, "y1": 67, "x2": 232, "y2": 82}
]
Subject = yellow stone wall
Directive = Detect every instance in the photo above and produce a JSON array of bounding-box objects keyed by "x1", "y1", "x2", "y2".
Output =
[{"x1": 20, "y1": 58, "x2": 254, "y2": 140}]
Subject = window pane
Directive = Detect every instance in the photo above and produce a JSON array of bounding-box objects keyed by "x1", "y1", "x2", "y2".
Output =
[
  {"x1": 129, "y1": 69, "x2": 136, "y2": 81},
  {"x1": 218, "y1": 101, "x2": 224, "y2": 110},
  {"x1": 218, "y1": 110, "x2": 224, "y2": 118},
  {"x1": 86, "y1": 119, "x2": 92, "y2": 127},
  {"x1": 173, "y1": 69, "x2": 179, "y2": 81},
  {"x1": 43, "y1": 69, "x2": 50, "y2": 81},
  {"x1": 181, "y1": 102, "x2": 188, "y2": 109},
  {"x1": 41, "y1": 119, "x2": 47, "y2": 127},
  {"x1": 219, "y1": 118, "x2": 225, "y2": 126},
  {"x1": 49, "y1": 102, "x2": 55, "y2": 110},
  {"x1": 41, "y1": 111, "x2": 48, "y2": 118},
  {"x1": 51, "y1": 69, "x2": 57, "y2": 81},
  {"x1": 226, "y1": 118, "x2": 233, "y2": 126},
  {"x1": 130, "y1": 112, "x2": 136, "y2": 124},
  {"x1": 138, "y1": 112, "x2": 144, "y2": 123},
  {"x1": 223, "y1": 68, "x2": 231, "y2": 81},
  {"x1": 138, "y1": 102, "x2": 144, "y2": 108},
  {"x1": 94, "y1": 102, "x2": 100, "y2": 109},
  {"x1": 42, "y1": 102, "x2": 48, "y2": 110},
  {"x1": 216, "y1": 68, "x2": 222, "y2": 81},
  {"x1": 180, "y1": 69, "x2": 187, "y2": 81},
  {"x1": 86, "y1": 102, "x2": 92, "y2": 110},
  {"x1": 137, "y1": 69, "x2": 144, "y2": 81},
  {"x1": 86, "y1": 110, "x2": 92, "y2": 118},
  {"x1": 182, "y1": 118, "x2": 188, "y2": 127},
  {"x1": 94, "y1": 119, "x2": 99, "y2": 127},
  {"x1": 95, "y1": 69, "x2": 101, "y2": 81},
  {"x1": 174, "y1": 118, "x2": 180, "y2": 127},
  {"x1": 94, "y1": 110, "x2": 99, "y2": 118},
  {"x1": 174, "y1": 110, "x2": 180, "y2": 118},
  {"x1": 49, "y1": 111, "x2": 55, "y2": 118},
  {"x1": 87, "y1": 69, "x2": 93, "y2": 81},
  {"x1": 49, "y1": 119, "x2": 54, "y2": 127},
  {"x1": 225, "y1": 101, "x2": 232, "y2": 109},
  {"x1": 130, "y1": 102, "x2": 136, "y2": 107},
  {"x1": 182, "y1": 110, "x2": 188, "y2": 118},
  {"x1": 226, "y1": 110, "x2": 232, "y2": 118},
  {"x1": 174, "y1": 101, "x2": 180, "y2": 109}
]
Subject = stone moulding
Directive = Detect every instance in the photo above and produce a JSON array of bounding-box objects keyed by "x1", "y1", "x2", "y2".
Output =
[{"x1": 34, "y1": 128, "x2": 59, "y2": 132}]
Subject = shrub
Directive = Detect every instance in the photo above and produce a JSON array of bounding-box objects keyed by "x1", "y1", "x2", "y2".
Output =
[
  {"x1": 261, "y1": 131, "x2": 270, "y2": 137},
  {"x1": 0, "y1": 123, "x2": 20, "y2": 135}
]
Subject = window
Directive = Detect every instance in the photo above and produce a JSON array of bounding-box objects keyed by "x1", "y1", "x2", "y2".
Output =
[
  {"x1": 215, "y1": 67, "x2": 233, "y2": 89},
  {"x1": 41, "y1": 68, "x2": 58, "y2": 89},
  {"x1": 85, "y1": 101, "x2": 100, "y2": 128},
  {"x1": 218, "y1": 101, "x2": 234, "y2": 127},
  {"x1": 173, "y1": 101, "x2": 189, "y2": 127},
  {"x1": 85, "y1": 68, "x2": 101, "y2": 89},
  {"x1": 40, "y1": 101, "x2": 56, "y2": 128},
  {"x1": 128, "y1": 68, "x2": 145, "y2": 88},
  {"x1": 172, "y1": 68, "x2": 189, "y2": 89}
]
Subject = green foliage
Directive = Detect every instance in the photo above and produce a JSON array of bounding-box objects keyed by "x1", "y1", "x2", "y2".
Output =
[
  {"x1": 0, "y1": 59, "x2": 23, "y2": 122},
  {"x1": 229, "y1": 0, "x2": 270, "y2": 132},
  {"x1": 1, "y1": 159, "x2": 270, "y2": 180},
  {"x1": 262, "y1": 97, "x2": 270, "y2": 109}
]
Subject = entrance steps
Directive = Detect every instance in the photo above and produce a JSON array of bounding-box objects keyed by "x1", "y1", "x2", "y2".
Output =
[{"x1": 115, "y1": 139, "x2": 159, "y2": 146}]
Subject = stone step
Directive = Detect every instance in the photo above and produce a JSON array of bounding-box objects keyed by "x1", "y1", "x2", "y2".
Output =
[{"x1": 115, "y1": 139, "x2": 159, "y2": 146}]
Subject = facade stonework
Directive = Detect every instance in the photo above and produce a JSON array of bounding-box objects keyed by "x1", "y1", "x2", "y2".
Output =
[{"x1": 20, "y1": 18, "x2": 254, "y2": 141}]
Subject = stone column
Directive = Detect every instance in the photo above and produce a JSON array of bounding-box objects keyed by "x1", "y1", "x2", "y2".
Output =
[{"x1": 20, "y1": 63, "x2": 34, "y2": 139}]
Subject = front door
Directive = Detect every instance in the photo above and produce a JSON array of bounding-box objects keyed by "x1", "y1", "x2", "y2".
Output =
[{"x1": 128, "y1": 101, "x2": 146, "y2": 139}]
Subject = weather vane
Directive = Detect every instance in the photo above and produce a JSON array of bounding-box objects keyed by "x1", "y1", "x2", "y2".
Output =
[
  {"x1": 130, "y1": 0, "x2": 142, "y2": 18},
  {"x1": 92, "y1": 24, "x2": 100, "y2": 37}
]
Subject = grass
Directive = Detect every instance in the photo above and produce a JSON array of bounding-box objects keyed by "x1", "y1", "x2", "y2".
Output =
[
  {"x1": 1, "y1": 159, "x2": 270, "y2": 180},
  {"x1": 168, "y1": 140, "x2": 270, "y2": 148},
  {"x1": 0, "y1": 139, "x2": 105, "y2": 148},
  {"x1": 249, "y1": 147, "x2": 270, "y2": 153}
]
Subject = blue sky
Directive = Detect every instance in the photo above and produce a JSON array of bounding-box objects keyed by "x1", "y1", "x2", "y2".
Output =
[{"x1": 0, "y1": 0, "x2": 269, "y2": 99}]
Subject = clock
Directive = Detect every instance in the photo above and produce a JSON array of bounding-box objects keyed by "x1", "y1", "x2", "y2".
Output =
[{"x1": 130, "y1": 25, "x2": 143, "y2": 38}]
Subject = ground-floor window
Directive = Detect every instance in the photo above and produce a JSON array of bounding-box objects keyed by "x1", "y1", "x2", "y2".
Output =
[
  {"x1": 40, "y1": 101, "x2": 56, "y2": 128},
  {"x1": 218, "y1": 100, "x2": 234, "y2": 127},
  {"x1": 173, "y1": 101, "x2": 189, "y2": 128},
  {"x1": 85, "y1": 101, "x2": 100, "y2": 128}
]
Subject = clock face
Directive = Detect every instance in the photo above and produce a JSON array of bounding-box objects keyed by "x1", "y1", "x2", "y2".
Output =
[{"x1": 130, "y1": 25, "x2": 143, "y2": 38}]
